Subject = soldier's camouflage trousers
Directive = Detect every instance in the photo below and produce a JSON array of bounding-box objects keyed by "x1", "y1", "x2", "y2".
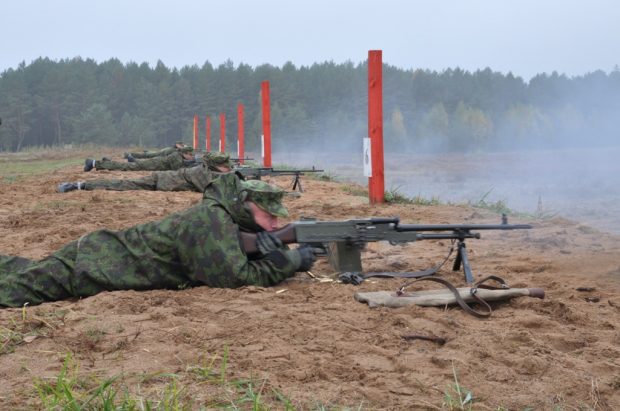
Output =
[
  {"x1": 96, "y1": 153, "x2": 184, "y2": 172},
  {"x1": 84, "y1": 175, "x2": 159, "y2": 191},
  {"x1": 83, "y1": 166, "x2": 211, "y2": 192},
  {"x1": 0, "y1": 240, "x2": 190, "y2": 308},
  {"x1": 130, "y1": 147, "x2": 177, "y2": 159}
]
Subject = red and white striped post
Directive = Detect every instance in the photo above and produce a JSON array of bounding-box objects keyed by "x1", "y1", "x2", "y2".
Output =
[
  {"x1": 193, "y1": 115, "x2": 199, "y2": 150},
  {"x1": 206, "y1": 116, "x2": 211, "y2": 151},
  {"x1": 219, "y1": 113, "x2": 226, "y2": 152},
  {"x1": 237, "y1": 103, "x2": 245, "y2": 165},
  {"x1": 368, "y1": 50, "x2": 385, "y2": 204},
  {"x1": 261, "y1": 81, "x2": 272, "y2": 167}
]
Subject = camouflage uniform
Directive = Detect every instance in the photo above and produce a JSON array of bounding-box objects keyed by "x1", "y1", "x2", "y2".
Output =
[
  {"x1": 61, "y1": 152, "x2": 233, "y2": 193},
  {"x1": 82, "y1": 166, "x2": 214, "y2": 192},
  {"x1": 0, "y1": 174, "x2": 303, "y2": 308},
  {"x1": 201, "y1": 151, "x2": 233, "y2": 172},
  {"x1": 96, "y1": 150, "x2": 191, "y2": 172},
  {"x1": 128, "y1": 143, "x2": 185, "y2": 159}
]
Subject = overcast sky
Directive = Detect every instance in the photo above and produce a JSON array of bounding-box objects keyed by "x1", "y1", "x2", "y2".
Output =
[{"x1": 2, "y1": 0, "x2": 618, "y2": 80}]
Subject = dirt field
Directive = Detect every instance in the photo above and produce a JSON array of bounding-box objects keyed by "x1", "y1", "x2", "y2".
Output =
[{"x1": 1, "y1": 149, "x2": 619, "y2": 410}]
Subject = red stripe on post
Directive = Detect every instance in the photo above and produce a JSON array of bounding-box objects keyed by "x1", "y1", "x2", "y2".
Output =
[
  {"x1": 237, "y1": 103, "x2": 245, "y2": 165},
  {"x1": 219, "y1": 113, "x2": 226, "y2": 152},
  {"x1": 193, "y1": 115, "x2": 199, "y2": 150},
  {"x1": 206, "y1": 116, "x2": 211, "y2": 151},
  {"x1": 368, "y1": 50, "x2": 384, "y2": 204},
  {"x1": 261, "y1": 81, "x2": 272, "y2": 167}
]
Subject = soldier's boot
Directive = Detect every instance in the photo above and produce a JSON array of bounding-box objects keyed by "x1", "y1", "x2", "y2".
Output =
[
  {"x1": 127, "y1": 154, "x2": 136, "y2": 162},
  {"x1": 57, "y1": 182, "x2": 85, "y2": 193},
  {"x1": 84, "y1": 159, "x2": 96, "y2": 172}
]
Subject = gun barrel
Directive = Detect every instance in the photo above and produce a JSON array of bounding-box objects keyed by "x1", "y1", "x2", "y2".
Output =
[
  {"x1": 268, "y1": 169, "x2": 324, "y2": 174},
  {"x1": 416, "y1": 232, "x2": 481, "y2": 240},
  {"x1": 397, "y1": 223, "x2": 532, "y2": 232}
]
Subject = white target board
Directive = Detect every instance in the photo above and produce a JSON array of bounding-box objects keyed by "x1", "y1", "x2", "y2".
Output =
[
  {"x1": 261, "y1": 134, "x2": 265, "y2": 159},
  {"x1": 363, "y1": 137, "x2": 372, "y2": 177}
]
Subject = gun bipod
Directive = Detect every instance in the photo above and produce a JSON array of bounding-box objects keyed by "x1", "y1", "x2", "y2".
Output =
[
  {"x1": 291, "y1": 173, "x2": 303, "y2": 192},
  {"x1": 452, "y1": 239, "x2": 474, "y2": 284}
]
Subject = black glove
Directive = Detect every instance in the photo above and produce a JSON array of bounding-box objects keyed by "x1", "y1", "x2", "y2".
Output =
[
  {"x1": 295, "y1": 245, "x2": 316, "y2": 272},
  {"x1": 256, "y1": 231, "x2": 283, "y2": 255}
]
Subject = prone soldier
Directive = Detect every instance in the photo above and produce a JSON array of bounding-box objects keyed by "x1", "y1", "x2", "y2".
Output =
[
  {"x1": 0, "y1": 174, "x2": 315, "y2": 308},
  {"x1": 59, "y1": 152, "x2": 233, "y2": 193},
  {"x1": 83, "y1": 146, "x2": 196, "y2": 172},
  {"x1": 123, "y1": 141, "x2": 189, "y2": 161}
]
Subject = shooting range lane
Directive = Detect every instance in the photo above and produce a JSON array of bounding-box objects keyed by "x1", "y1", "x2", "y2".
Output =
[{"x1": 0, "y1": 150, "x2": 619, "y2": 409}]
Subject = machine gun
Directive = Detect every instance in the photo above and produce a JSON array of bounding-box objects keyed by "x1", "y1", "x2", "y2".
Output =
[
  {"x1": 240, "y1": 215, "x2": 532, "y2": 284},
  {"x1": 235, "y1": 166, "x2": 324, "y2": 192}
]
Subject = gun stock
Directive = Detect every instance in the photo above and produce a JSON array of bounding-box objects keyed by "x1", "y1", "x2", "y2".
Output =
[{"x1": 239, "y1": 224, "x2": 298, "y2": 255}]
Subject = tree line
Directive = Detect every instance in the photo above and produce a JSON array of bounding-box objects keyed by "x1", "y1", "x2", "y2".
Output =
[{"x1": 0, "y1": 57, "x2": 618, "y2": 153}]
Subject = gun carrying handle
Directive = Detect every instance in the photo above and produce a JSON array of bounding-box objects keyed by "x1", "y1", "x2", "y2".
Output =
[{"x1": 239, "y1": 223, "x2": 298, "y2": 255}]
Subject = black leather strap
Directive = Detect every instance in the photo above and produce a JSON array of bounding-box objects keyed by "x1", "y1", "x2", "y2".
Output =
[
  {"x1": 396, "y1": 276, "x2": 506, "y2": 318},
  {"x1": 363, "y1": 242, "x2": 456, "y2": 280}
]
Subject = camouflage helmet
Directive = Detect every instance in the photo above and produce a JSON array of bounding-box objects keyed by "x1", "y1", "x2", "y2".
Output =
[
  {"x1": 240, "y1": 180, "x2": 288, "y2": 217},
  {"x1": 203, "y1": 151, "x2": 233, "y2": 170}
]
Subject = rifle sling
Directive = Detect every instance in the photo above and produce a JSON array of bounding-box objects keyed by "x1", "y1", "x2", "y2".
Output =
[
  {"x1": 395, "y1": 275, "x2": 510, "y2": 318},
  {"x1": 363, "y1": 241, "x2": 456, "y2": 280},
  {"x1": 362, "y1": 267, "x2": 439, "y2": 279}
]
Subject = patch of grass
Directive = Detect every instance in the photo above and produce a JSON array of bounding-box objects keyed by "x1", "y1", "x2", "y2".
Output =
[
  {"x1": 384, "y1": 186, "x2": 411, "y2": 204},
  {"x1": 442, "y1": 362, "x2": 474, "y2": 411},
  {"x1": 33, "y1": 200, "x2": 78, "y2": 211},
  {"x1": 114, "y1": 197, "x2": 137, "y2": 204},
  {"x1": 1, "y1": 305, "x2": 64, "y2": 355},
  {"x1": 85, "y1": 327, "x2": 106, "y2": 343},
  {"x1": 384, "y1": 186, "x2": 442, "y2": 205},
  {"x1": 188, "y1": 346, "x2": 229, "y2": 383},
  {"x1": 469, "y1": 188, "x2": 514, "y2": 215},
  {"x1": 314, "y1": 170, "x2": 336, "y2": 182},
  {"x1": 0, "y1": 158, "x2": 82, "y2": 182},
  {"x1": 341, "y1": 184, "x2": 368, "y2": 197},
  {"x1": 36, "y1": 355, "x2": 192, "y2": 411},
  {"x1": 532, "y1": 196, "x2": 559, "y2": 220},
  {"x1": 0, "y1": 325, "x2": 23, "y2": 355},
  {"x1": 469, "y1": 189, "x2": 558, "y2": 220},
  {"x1": 32, "y1": 349, "x2": 306, "y2": 410},
  {"x1": 409, "y1": 195, "x2": 443, "y2": 206}
]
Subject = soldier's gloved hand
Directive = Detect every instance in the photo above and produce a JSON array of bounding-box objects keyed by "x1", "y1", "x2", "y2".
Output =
[
  {"x1": 256, "y1": 231, "x2": 283, "y2": 255},
  {"x1": 294, "y1": 245, "x2": 316, "y2": 272}
]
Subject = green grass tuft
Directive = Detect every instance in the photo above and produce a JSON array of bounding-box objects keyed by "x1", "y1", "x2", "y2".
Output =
[
  {"x1": 32, "y1": 349, "x2": 305, "y2": 410},
  {"x1": 384, "y1": 186, "x2": 442, "y2": 205},
  {"x1": 442, "y1": 362, "x2": 474, "y2": 411},
  {"x1": 341, "y1": 184, "x2": 368, "y2": 197},
  {"x1": 0, "y1": 158, "x2": 82, "y2": 182}
]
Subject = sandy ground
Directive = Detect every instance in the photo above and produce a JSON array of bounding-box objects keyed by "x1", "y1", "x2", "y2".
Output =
[{"x1": 0, "y1": 150, "x2": 619, "y2": 410}]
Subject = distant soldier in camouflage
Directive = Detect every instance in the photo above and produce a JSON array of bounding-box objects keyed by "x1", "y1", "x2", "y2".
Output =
[
  {"x1": 83, "y1": 146, "x2": 196, "y2": 172},
  {"x1": 0, "y1": 174, "x2": 315, "y2": 308},
  {"x1": 123, "y1": 141, "x2": 188, "y2": 161},
  {"x1": 59, "y1": 152, "x2": 233, "y2": 193}
]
